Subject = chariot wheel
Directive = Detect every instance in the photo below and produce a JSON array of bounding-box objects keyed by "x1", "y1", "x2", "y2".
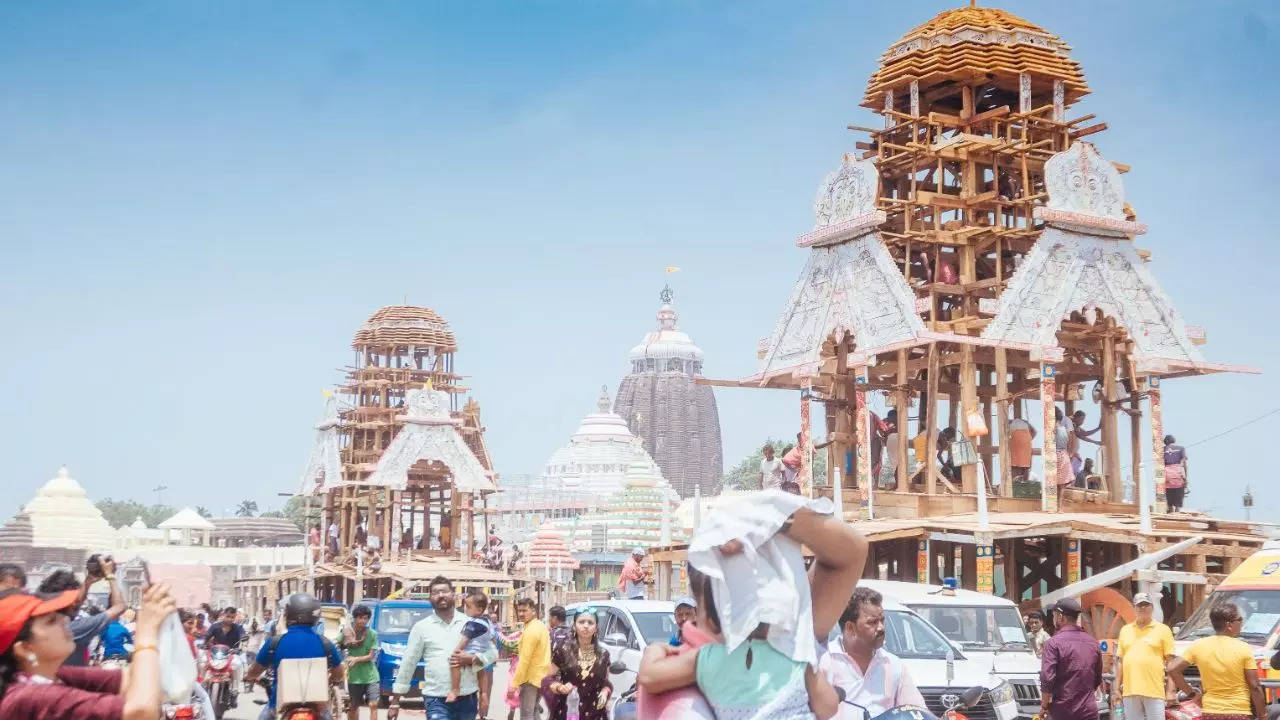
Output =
[{"x1": 1079, "y1": 586, "x2": 1134, "y2": 642}]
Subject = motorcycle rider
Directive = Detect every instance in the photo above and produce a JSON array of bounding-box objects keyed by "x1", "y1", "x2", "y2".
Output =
[
  {"x1": 818, "y1": 588, "x2": 926, "y2": 720},
  {"x1": 245, "y1": 592, "x2": 343, "y2": 720},
  {"x1": 204, "y1": 606, "x2": 248, "y2": 708}
]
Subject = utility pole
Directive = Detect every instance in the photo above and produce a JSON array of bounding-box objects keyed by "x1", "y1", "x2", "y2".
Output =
[{"x1": 152, "y1": 485, "x2": 168, "y2": 507}]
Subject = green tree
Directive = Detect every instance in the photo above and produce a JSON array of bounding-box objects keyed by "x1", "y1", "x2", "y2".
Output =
[
  {"x1": 279, "y1": 495, "x2": 316, "y2": 532},
  {"x1": 235, "y1": 500, "x2": 259, "y2": 517},
  {"x1": 195, "y1": 506, "x2": 213, "y2": 519},
  {"x1": 722, "y1": 439, "x2": 828, "y2": 491},
  {"x1": 95, "y1": 499, "x2": 175, "y2": 529}
]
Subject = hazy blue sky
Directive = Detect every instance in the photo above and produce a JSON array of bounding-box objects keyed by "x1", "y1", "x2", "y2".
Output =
[{"x1": 2, "y1": 1, "x2": 1276, "y2": 521}]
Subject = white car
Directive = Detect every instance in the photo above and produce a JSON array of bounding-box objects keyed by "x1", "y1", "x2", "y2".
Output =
[
  {"x1": 861, "y1": 580, "x2": 1041, "y2": 719},
  {"x1": 565, "y1": 599, "x2": 677, "y2": 696},
  {"x1": 830, "y1": 590, "x2": 1020, "y2": 720},
  {"x1": 573, "y1": 596, "x2": 1016, "y2": 720}
]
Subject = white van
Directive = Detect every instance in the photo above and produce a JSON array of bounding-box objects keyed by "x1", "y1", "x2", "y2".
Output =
[
  {"x1": 832, "y1": 587, "x2": 1019, "y2": 720},
  {"x1": 860, "y1": 580, "x2": 1041, "y2": 719}
]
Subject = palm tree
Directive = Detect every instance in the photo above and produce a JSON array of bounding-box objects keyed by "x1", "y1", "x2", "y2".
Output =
[
  {"x1": 195, "y1": 506, "x2": 213, "y2": 519},
  {"x1": 235, "y1": 500, "x2": 259, "y2": 517}
]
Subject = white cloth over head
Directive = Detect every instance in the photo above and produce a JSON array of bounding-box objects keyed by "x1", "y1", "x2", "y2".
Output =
[{"x1": 686, "y1": 489, "x2": 834, "y2": 666}]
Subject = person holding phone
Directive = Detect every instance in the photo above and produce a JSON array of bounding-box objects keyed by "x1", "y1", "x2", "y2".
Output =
[
  {"x1": 37, "y1": 555, "x2": 126, "y2": 667},
  {"x1": 0, "y1": 582, "x2": 177, "y2": 720}
]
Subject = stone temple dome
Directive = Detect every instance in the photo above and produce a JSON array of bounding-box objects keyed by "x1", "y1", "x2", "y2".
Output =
[
  {"x1": 614, "y1": 287, "x2": 723, "y2": 499},
  {"x1": 541, "y1": 386, "x2": 665, "y2": 502},
  {"x1": 15, "y1": 467, "x2": 116, "y2": 551}
]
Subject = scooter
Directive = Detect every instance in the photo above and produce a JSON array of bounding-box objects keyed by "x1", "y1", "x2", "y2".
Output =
[{"x1": 606, "y1": 660, "x2": 637, "y2": 719}]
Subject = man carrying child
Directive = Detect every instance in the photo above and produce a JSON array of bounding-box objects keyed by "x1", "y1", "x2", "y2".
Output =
[{"x1": 448, "y1": 590, "x2": 496, "y2": 712}]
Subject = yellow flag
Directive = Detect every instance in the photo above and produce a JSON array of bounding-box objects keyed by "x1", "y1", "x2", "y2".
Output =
[
  {"x1": 665, "y1": 266, "x2": 680, "y2": 274},
  {"x1": 322, "y1": 389, "x2": 333, "y2": 399}
]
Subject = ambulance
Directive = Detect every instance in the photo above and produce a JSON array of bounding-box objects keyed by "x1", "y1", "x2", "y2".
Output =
[{"x1": 1175, "y1": 539, "x2": 1280, "y2": 692}]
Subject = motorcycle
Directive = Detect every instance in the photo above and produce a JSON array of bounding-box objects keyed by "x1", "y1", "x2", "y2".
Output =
[{"x1": 201, "y1": 644, "x2": 235, "y2": 719}]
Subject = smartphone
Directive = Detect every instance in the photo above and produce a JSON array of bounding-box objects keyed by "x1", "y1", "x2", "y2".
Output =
[{"x1": 140, "y1": 560, "x2": 152, "y2": 586}]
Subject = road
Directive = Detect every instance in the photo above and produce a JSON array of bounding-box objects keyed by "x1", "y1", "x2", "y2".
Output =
[{"x1": 224, "y1": 665, "x2": 515, "y2": 720}]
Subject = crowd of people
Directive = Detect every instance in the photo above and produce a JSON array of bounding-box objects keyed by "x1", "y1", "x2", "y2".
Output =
[
  {"x1": 0, "y1": 484, "x2": 1250, "y2": 720},
  {"x1": 1032, "y1": 591, "x2": 1271, "y2": 720},
  {"x1": 758, "y1": 409, "x2": 1189, "y2": 506}
]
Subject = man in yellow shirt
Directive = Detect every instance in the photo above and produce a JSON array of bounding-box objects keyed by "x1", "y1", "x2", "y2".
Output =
[
  {"x1": 1168, "y1": 602, "x2": 1265, "y2": 720},
  {"x1": 508, "y1": 597, "x2": 550, "y2": 720},
  {"x1": 1112, "y1": 593, "x2": 1174, "y2": 720}
]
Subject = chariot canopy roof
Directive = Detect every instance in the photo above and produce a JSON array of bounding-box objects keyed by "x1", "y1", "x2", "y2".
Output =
[
  {"x1": 863, "y1": 5, "x2": 1089, "y2": 110},
  {"x1": 298, "y1": 393, "x2": 343, "y2": 494},
  {"x1": 353, "y1": 305, "x2": 456, "y2": 351},
  {"x1": 980, "y1": 142, "x2": 1254, "y2": 375},
  {"x1": 355, "y1": 387, "x2": 495, "y2": 493},
  {"x1": 751, "y1": 155, "x2": 929, "y2": 384}
]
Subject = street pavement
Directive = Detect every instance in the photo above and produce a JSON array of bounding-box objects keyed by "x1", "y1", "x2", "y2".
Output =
[{"x1": 224, "y1": 666, "x2": 514, "y2": 720}]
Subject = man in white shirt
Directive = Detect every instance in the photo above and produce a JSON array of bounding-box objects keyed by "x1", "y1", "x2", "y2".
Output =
[
  {"x1": 819, "y1": 587, "x2": 926, "y2": 719},
  {"x1": 759, "y1": 443, "x2": 785, "y2": 490}
]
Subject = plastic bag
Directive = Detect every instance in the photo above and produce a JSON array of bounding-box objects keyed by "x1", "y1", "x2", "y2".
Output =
[
  {"x1": 951, "y1": 438, "x2": 980, "y2": 467},
  {"x1": 158, "y1": 611, "x2": 198, "y2": 703},
  {"x1": 965, "y1": 410, "x2": 989, "y2": 437}
]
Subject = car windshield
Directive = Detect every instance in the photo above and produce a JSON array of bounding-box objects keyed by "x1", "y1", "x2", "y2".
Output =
[
  {"x1": 377, "y1": 607, "x2": 434, "y2": 635},
  {"x1": 632, "y1": 612, "x2": 679, "y2": 646},
  {"x1": 915, "y1": 605, "x2": 1030, "y2": 650},
  {"x1": 885, "y1": 609, "x2": 959, "y2": 659},
  {"x1": 1178, "y1": 589, "x2": 1280, "y2": 642}
]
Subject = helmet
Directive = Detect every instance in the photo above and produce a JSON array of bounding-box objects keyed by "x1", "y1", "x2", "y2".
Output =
[{"x1": 283, "y1": 593, "x2": 321, "y2": 627}]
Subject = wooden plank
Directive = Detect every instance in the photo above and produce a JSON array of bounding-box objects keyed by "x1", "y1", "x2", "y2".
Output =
[
  {"x1": 1070, "y1": 122, "x2": 1108, "y2": 140},
  {"x1": 929, "y1": 531, "x2": 977, "y2": 544},
  {"x1": 926, "y1": 343, "x2": 941, "y2": 495},
  {"x1": 1102, "y1": 331, "x2": 1122, "y2": 501},
  {"x1": 994, "y1": 525, "x2": 1075, "y2": 541},
  {"x1": 916, "y1": 189, "x2": 967, "y2": 209},
  {"x1": 996, "y1": 349, "x2": 1013, "y2": 496},
  {"x1": 896, "y1": 349, "x2": 910, "y2": 492},
  {"x1": 960, "y1": 345, "x2": 979, "y2": 493}
]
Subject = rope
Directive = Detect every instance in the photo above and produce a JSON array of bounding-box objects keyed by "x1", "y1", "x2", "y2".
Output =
[{"x1": 1185, "y1": 407, "x2": 1280, "y2": 448}]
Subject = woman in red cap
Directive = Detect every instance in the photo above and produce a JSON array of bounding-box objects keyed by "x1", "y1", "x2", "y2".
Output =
[{"x1": 0, "y1": 581, "x2": 176, "y2": 720}]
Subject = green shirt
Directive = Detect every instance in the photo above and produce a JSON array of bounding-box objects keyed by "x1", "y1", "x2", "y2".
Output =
[
  {"x1": 345, "y1": 627, "x2": 380, "y2": 685},
  {"x1": 392, "y1": 611, "x2": 498, "y2": 698}
]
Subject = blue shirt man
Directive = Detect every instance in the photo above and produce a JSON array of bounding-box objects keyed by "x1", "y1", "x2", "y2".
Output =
[
  {"x1": 99, "y1": 620, "x2": 133, "y2": 659},
  {"x1": 250, "y1": 624, "x2": 343, "y2": 716}
]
